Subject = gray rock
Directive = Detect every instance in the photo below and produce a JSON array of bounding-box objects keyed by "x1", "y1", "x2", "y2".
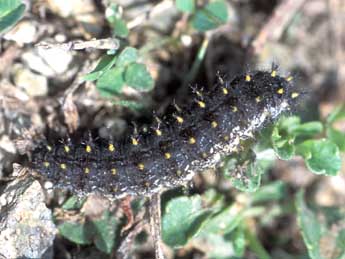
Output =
[{"x1": 0, "y1": 165, "x2": 57, "y2": 259}]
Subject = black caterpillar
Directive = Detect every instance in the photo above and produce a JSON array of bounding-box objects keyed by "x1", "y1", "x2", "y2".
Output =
[{"x1": 31, "y1": 70, "x2": 299, "y2": 198}]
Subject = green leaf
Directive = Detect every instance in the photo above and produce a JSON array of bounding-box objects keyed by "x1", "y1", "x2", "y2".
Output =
[
  {"x1": 327, "y1": 126, "x2": 345, "y2": 152},
  {"x1": 0, "y1": 0, "x2": 26, "y2": 34},
  {"x1": 223, "y1": 157, "x2": 264, "y2": 192},
  {"x1": 270, "y1": 116, "x2": 303, "y2": 160},
  {"x1": 296, "y1": 191, "x2": 323, "y2": 259},
  {"x1": 278, "y1": 116, "x2": 301, "y2": 131},
  {"x1": 59, "y1": 222, "x2": 92, "y2": 245},
  {"x1": 58, "y1": 211, "x2": 119, "y2": 254},
  {"x1": 244, "y1": 226, "x2": 271, "y2": 259},
  {"x1": 112, "y1": 17, "x2": 129, "y2": 38},
  {"x1": 83, "y1": 55, "x2": 117, "y2": 82},
  {"x1": 0, "y1": 0, "x2": 21, "y2": 10},
  {"x1": 296, "y1": 191, "x2": 345, "y2": 259},
  {"x1": 91, "y1": 211, "x2": 119, "y2": 254},
  {"x1": 290, "y1": 121, "x2": 323, "y2": 136},
  {"x1": 162, "y1": 195, "x2": 212, "y2": 247},
  {"x1": 124, "y1": 63, "x2": 154, "y2": 91},
  {"x1": 251, "y1": 181, "x2": 286, "y2": 204},
  {"x1": 106, "y1": 3, "x2": 129, "y2": 38},
  {"x1": 96, "y1": 66, "x2": 125, "y2": 96},
  {"x1": 176, "y1": 0, "x2": 195, "y2": 13},
  {"x1": 326, "y1": 105, "x2": 345, "y2": 124},
  {"x1": 112, "y1": 100, "x2": 145, "y2": 111},
  {"x1": 200, "y1": 205, "x2": 245, "y2": 235},
  {"x1": 296, "y1": 139, "x2": 341, "y2": 176},
  {"x1": 197, "y1": 231, "x2": 245, "y2": 259},
  {"x1": 230, "y1": 227, "x2": 246, "y2": 257},
  {"x1": 191, "y1": 0, "x2": 228, "y2": 32},
  {"x1": 271, "y1": 126, "x2": 295, "y2": 160},
  {"x1": 62, "y1": 196, "x2": 86, "y2": 210},
  {"x1": 116, "y1": 47, "x2": 138, "y2": 67}
]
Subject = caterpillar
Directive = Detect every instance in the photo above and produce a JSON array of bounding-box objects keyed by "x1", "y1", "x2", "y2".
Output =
[{"x1": 30, "y1": 70, "x2": 299, "y2": 199}]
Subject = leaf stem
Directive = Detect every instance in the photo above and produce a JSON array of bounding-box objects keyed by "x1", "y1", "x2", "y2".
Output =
[{"x1": 244, "y1": 224, "x2": 271, "y2": 259}]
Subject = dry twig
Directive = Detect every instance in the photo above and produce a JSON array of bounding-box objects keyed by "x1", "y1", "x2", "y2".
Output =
[{"x1": 36, "y1": 38, "x2": 120, "y2": 51}]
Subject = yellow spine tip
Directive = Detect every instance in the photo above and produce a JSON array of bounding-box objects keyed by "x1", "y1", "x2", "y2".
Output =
[
  {"x1": 277, "y1": 88, "x2": 284, "y2": 95},
  {"x1": 111, "y1": 168, "x2": 117, "y2": 175},
  {"x1": 255, "y1": 96, "x2": 261, "y2": 103},
  {"x1": 108, "y1": 144, "x2": 115, "y2": 152},
  {"x1": 188, "y1": 137, "x2": 196, "y2": 144},
  {"x1": 84, "y1": 167, "x2": 90, "y2": 174},
  {"x1": 155, "y1": 129, "x2": 162, "y2": 136},
  {"x1": 197, "y1": 101, "x2": 206, "y2": 108},
  {"x1": 211, "y1": 121, "x2": 218, "y2": 128},
  {"x1": 64, "y1": 146, "x2": 70, "y2": 153},
  {"x1": 60, "y1": 163, "x2": 66, "y2": 170},
  {"x1": 86, "y1": 145, "x2": 92, "y2": 153},
  {"x1": 175, "y1": 116, "x2": 184, "y2": 124},
  {"x1": 232, "y1": 106, "x2": 238, "y2": 112},
  {"x1": 43, "y1": 161, "x2": 50, "y2": 168},
  {"x1": 271, "y1": 70, "x2": 277, "y2": 77},
  {"x1": 222, "y1": 87, "x2": 228, "y2": 95},
  {"x1": 131, "y1": 138, "x2": 139, "y2": 146},
  {"x1": 287, "y1": 76, "x2": 293, "y2": 82},
  {"x1": 291, "y1": 92, "x2": 299, "y2": 98},
  {"x1": 138, "y1": 163, "x2": 145, "y2": 170},
  {"x1": 245, "y1": 75, "x2": 251, "y2": 82},
  {"x1": 164, "y1": 152, "x2": 171, "y2": 159}
]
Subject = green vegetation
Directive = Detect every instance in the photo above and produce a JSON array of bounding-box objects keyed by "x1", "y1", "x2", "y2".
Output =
[
  {"x1": 55, "y1": 1, "x2": 345, "y2": 258},
  {"x1": 0, "y1": 0, "x2": 26, "y2": 34}
]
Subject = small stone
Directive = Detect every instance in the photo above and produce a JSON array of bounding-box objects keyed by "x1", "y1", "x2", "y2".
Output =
[
  {"x1": 22, "y1": 47, "x2": 73, "y2": 77},
  {"x1": 0, "y1": 135, "x2": 16, "y2": 154},
  {"x1": 47, "y1": 0, "x2": 103, "y2": 37},
  {"x1": 13, "y1": 65, "x2": 48, "y2": 96},
  {"x1": 3, "y1": 20, "x2": 38, "y2": 45}
]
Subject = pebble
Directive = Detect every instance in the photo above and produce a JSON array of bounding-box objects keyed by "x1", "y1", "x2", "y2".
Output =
[
  {"x1": 47, "y1": 0, "x2": 103, "y2": 37},
  {"x1": 22, "y1": 47, "x2": 73, "y2": 77},
  {"x1": 0, "y1": 135, "x2": 16, "y2": 154},
  {"x1": 12, "y1": 65, "x2": 48, "y2": 96},
  {"x1": 3, "y1": 20, "x2": 38, "y2": 45}
]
